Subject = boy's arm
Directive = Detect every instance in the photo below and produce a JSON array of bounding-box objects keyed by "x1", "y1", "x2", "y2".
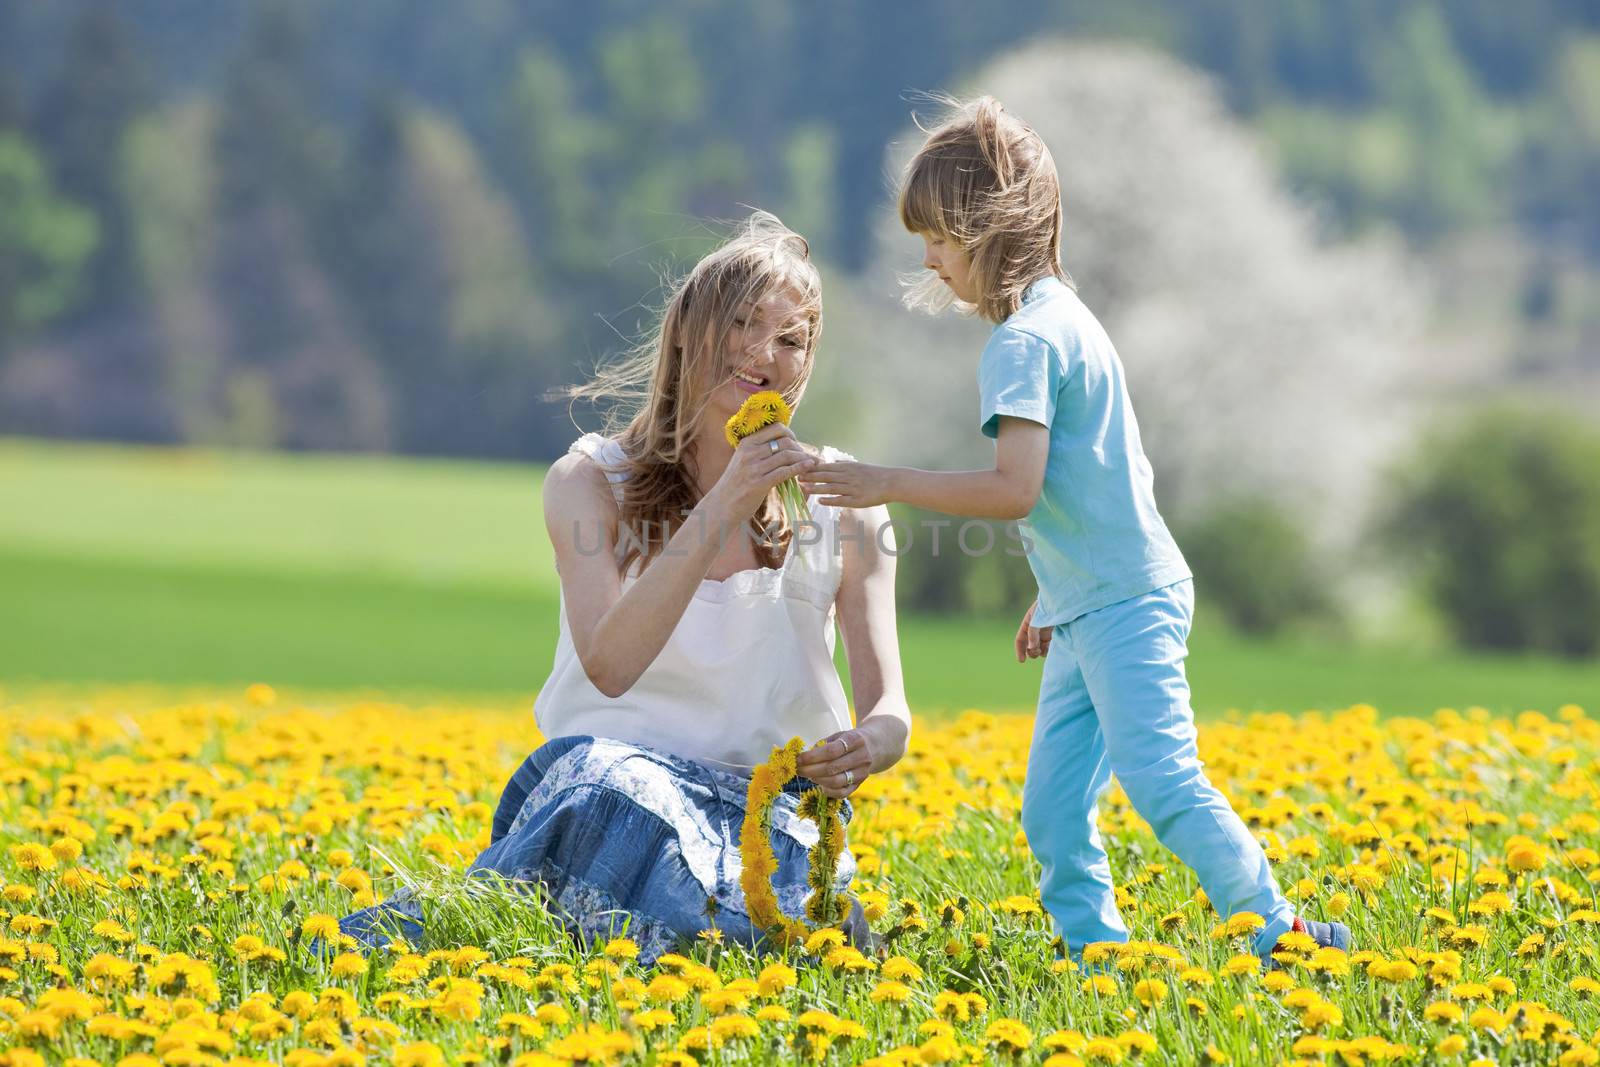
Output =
[{"x1": 798, "y1": 416, "x2": 1050, "y2": 519}]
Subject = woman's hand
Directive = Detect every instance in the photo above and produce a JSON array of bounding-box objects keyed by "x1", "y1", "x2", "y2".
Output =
[
  {"x1": 705, "y1": 423, "x2": 818, "y2": 522},
  {"x1": 796, "y1": 460, "x2": 897, "y2": 509},
  {"x1": 1015, "y1": 598, "x2": 1052, "y2": 662},
  {"x1": 795, "y1": 729, "x2": 875, "y2": 799}
]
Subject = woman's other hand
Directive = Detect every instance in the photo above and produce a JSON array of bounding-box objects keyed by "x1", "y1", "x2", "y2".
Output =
[{"x1": 795, "y1": 729, "x2": 875, "y2": 799}]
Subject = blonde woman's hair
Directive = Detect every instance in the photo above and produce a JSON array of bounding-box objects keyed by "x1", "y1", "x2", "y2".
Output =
[
  {"x1": 898, "y1": 94, "x2": 1073, "y2": 324},
  {"x1": 551, "y1": 210, "x2": 823, "y2": 577}
]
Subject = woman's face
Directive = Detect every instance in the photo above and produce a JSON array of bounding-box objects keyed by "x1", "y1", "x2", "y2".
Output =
[{"x1": 705, "y1": 287, "x2": 811, "y2": 436}]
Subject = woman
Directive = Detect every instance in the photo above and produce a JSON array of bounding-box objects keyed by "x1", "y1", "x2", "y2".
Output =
[{"x1": 329, "y1": 212, "x2": 910, "y2": 964}]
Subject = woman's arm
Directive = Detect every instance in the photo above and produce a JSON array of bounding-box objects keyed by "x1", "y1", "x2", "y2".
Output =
[
  {"x1": 795, "y1": 502, "x2": 912, "y2": 797},
  {"x1": 797, "y1": 416, "x2": 1050, "y2": 519},
  {"x1": 546, "y1": 424, "x2": 816, "y2": 698}
]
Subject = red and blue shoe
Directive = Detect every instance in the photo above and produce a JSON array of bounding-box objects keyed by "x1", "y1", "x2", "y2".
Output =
[{"x1": 1265, "y1": 914, "x2": 1351, "y2": 970}]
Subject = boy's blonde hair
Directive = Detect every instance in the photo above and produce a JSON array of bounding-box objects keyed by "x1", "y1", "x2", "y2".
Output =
[
  {"x1": 555, "y1": 210, "x2": 823, "y2": 577},
  {"x1": 898, "y1": 94, "x2": 1072, "y2": 324}
]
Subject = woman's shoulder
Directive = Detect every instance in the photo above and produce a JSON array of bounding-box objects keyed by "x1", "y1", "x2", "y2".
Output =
[
  {"x1": 547, "y1": 434, "x2": 627, "y2": 508},
  {"x1": 566, "y1": 431, "x2": 620, "y2": 459},
  {"x1": 563, "y1": 433, "x2": 632, "y2": 474}
]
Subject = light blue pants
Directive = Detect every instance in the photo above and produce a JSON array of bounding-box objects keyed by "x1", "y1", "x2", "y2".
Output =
[{"x1": 1020, "y1": 579, "x2": 1294, "y2": 958}]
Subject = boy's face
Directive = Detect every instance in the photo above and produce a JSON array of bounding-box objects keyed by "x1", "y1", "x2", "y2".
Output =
[{"x1": 920, "y1": 231, "x2": 975, "y2": 303}]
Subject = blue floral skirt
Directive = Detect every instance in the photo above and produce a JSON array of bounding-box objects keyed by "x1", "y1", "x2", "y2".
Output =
[{"x1": 326, "y1": 734, "x2": 857, "y2": 964}]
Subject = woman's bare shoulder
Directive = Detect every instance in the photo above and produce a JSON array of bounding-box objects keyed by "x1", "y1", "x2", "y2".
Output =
[{"x1": 543, "y1": 448, "x2": 619, "y2": 520}]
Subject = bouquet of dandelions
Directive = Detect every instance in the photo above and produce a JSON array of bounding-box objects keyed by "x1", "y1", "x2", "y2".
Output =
[{"x1": 724, "y1": 389, "x2": 813, "y2": 538}]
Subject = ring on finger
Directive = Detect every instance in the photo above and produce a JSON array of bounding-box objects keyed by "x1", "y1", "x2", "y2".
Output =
[
  {"x1": 769, "y1": 440, "x2": 779, "y2": 453},
  {"x1": 844, "y1": 768, "x2": 854, "y2": 789}
]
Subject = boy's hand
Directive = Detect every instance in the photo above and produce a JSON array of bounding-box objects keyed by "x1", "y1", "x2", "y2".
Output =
[
  {"x1": 797, "y1": 461, "x2": 896, "y2": 509},
  {"x1": 1015, "y1": 599, "x2": 1052, "y2": 662}
]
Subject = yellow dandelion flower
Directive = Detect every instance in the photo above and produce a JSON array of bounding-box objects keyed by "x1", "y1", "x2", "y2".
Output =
[
  {"x1": 871, "y1": 981, "x2": 913, "y2": 1005},
  {"x1": 302, "y1": 914, "x2": 341, "y2": 941},
  {"x1": 1507, "y1": 839, "x2": 1548, "y2": 872},
  {"x1": 723, "y1": 389, "x2": 792, "y2": 447},
  {"x1": 1084, "y1": 1037, "x2": 1124, "y2": 1064},
  {"x1": 329, "y1": 953, "x2": 366, "y2": 978},
  {"x1": 756, "y1": 962, "x2": 796, "y2": 998},
  {"x1": 710, "y1": 1015, "x2": 760, "y2": 1042},
  {"x1": 1369, "y1": 958, "x2": 1418, "y2": 983},
  {"x1": 804, "y1": 927, "x2": 847, "y2": 955},
  {"x1": 1223, "y1": 954, "x2": 1260, "y2": 977},
  {"x1": 599, "y1": 936, "x2": 639, "y2": 961},
  {"x1": 1133, "y1": 979, "x2": 1168, "y2": 1006},
  {"x1": 985, "y1": 1018, "x2": 1033, "y2": 1052},
  {"x1": 1224, "y1": 912, "x2": 1265, "y2": 937},
  {"x1": 647, "y1": 975, "x2": 691, "y2": 1004},
  {"x1": 881, "y1": 956, "x2": 923, "y2": 982},
  {"x1": 9, "y1": 844, "x2": 55, "y2": 872},
  {"x1": 1262, "y1": 970, "x2": 1296, "y2": 994},
  {"x1": 393, "y1": 1043, "x2": 446, "y2": 1067},
  {"x1": 932, "y1": 990, "x2": 971, "y2": 1021},
  {"x1": 1469, "y1": 1006, "x2": 1506, "y2": 1031}
]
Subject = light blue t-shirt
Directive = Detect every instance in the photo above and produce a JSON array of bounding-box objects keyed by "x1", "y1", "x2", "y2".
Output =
[{"x1": 979, "y1": 275, "x2": 1191, "y2": 627}]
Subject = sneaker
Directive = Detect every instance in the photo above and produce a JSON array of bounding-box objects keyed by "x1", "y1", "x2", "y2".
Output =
[
  {"x1": 1293, "y1": 915, "x2": 1351, "y2": 950},
  {"x1": 1265, "y1": 915, "x2": 1350, "y2": 970}
]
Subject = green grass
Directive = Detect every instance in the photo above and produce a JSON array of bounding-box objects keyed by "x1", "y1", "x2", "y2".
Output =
[
  {"x1": 0, "y1": 548, "x2": 551, "y2": 696},
  {"x1": 0, "y1": 436, "x2": 554, "y2": 588},
  {"x1": 4, "y1": 435, "x2": 1600, "y2": 717}
]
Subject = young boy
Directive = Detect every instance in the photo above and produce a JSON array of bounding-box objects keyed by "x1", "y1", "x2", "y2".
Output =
[{"x1": 798, "y1": 94, "x2": 1350, "y2": 963}]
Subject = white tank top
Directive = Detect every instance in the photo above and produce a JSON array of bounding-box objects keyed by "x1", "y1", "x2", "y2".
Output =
[{"x1": 533, "y1": 432, "x2": 856, "y2": 772}]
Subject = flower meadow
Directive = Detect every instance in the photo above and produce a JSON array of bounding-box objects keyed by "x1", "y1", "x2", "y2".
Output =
[{"x1": 3, "y1": 689, "x2": 1600, "y2": 1067}]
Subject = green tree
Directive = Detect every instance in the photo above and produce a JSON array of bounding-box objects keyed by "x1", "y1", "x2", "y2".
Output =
[
  {"x1": 597, "y1": 17, "x2": 743, "y2": 280},
  {"x1": 0, "y1": 132, "x2": 98, "y2": 356},
  {"x1": 778, "y1": 123, "x2": 838, "y2": 253},
  {"x1": 205, "y1": 0, "x2": 391, "y2": 450},
  {"x1": 1383, "y1": 406, "x2": 1600, "y2": 657},
  {"x1": 503, "y1": 46, "x2": 611, "y2": 279},
  {"x1": 28, "y1": 2, "x2": 151, "y2": 315},
  {"x1": 121, "y1": 97, "x2": 224, "y2": 444},
  {"x1": 1174, "y1": 496, "x2": 1335, "y2": 636},
  {"x1": 1516, "y1": 35, "x2": 1600, "y2": 252},
  {"x1": 332, "y1": 96, "x2": 559, "y2": 455},
  {"x1": 1373, "y1": 4, "x2": 1506, "y2": 237}
]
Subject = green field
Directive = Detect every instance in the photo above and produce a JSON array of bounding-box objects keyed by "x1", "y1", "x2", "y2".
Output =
[{"x1": 4, "y1": 436, "x2": 1598, "y2": 717}]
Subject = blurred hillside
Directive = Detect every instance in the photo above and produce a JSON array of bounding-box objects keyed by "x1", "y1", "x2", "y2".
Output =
[
  {"x1": 5, "y1": 0, "x2": 1600, "y2": 648},
  {"x1": 2, "y1": 0, "x2": 1598, "y2": 459}
]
